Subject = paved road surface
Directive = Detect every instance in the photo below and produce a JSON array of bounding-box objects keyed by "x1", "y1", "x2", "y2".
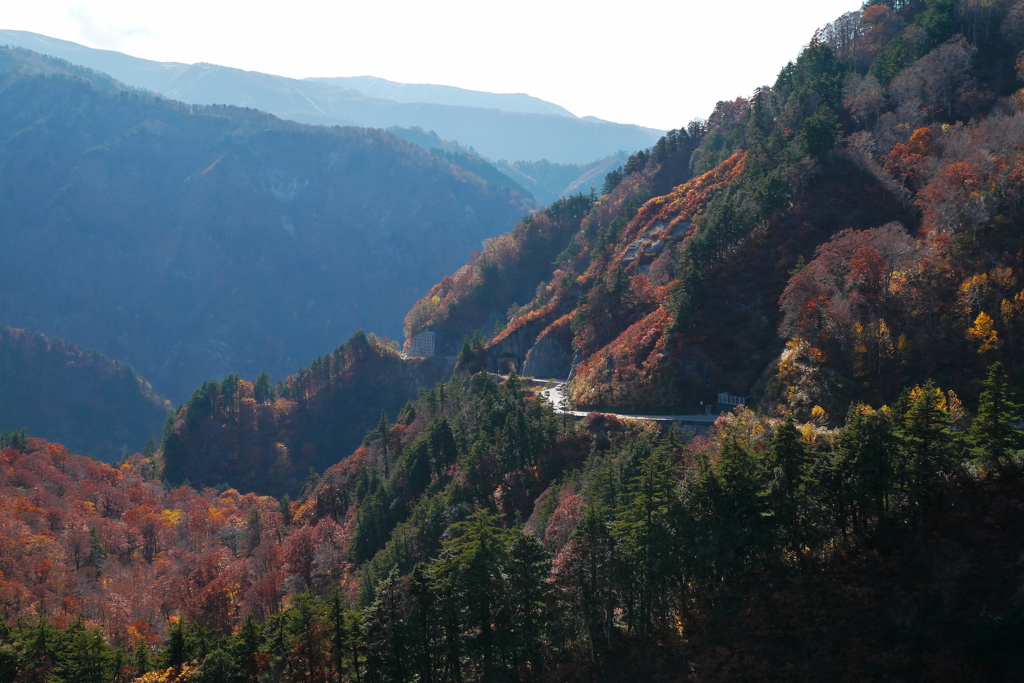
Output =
[{"x1": 537, "y1": 382, "x2": 719, "y2": 426}]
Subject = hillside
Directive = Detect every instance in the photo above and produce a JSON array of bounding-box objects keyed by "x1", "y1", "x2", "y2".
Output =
[
  {"x1": 0, "y1": 326, "x2": 169, "y2": 461},
  {"x1": 0, "y1": 435, "x2": 292, "y2": 649},
  {"x1": 4, "y1": 362, "x2": 1024, "y2": 681},
  {"x1": 161, "y1": 331, "x2": 453, "y2": 497},
  {"x1": 406, "y1": 0, "x2": 1024, "y2": 419},
  {"x1": 0, "y1": 30, "x2": 662, "y2": 164},
  {"x1": 0, "y1": 47, "x2": 534, "y2": 402}
]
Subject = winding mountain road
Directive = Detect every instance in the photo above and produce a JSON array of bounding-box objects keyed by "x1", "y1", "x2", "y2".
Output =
[{"x1": 537, "y1": 382, "x2": 719, "y2": 428}]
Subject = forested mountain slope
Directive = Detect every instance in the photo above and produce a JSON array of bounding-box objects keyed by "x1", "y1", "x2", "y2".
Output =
[
  {"x1": 1, "y1": 35, "x2": 636, "y2": 205},
  {"x1": 4, "y1": 361, "x2": 1024, "y2": 681},
  {"x1": 0, "y1": 47, "x2": 534, "y2": 401},
  {"x1": 161, "y1": 331, "x2": 453, "y2": 497},
  {"x1": 407, "y1": 0, "x2": 1024, "y2": 418},
  {"x1": 0, "y1": 326, "x2": 169, "y2": 461}
]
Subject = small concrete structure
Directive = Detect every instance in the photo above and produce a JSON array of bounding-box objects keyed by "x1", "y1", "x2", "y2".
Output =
[
  {"x1": 715, "y1": 392, "x2": 746, "y2": 414},
  {"x1": 407, "y1": 330, "x2": 436, "y2": 358}
]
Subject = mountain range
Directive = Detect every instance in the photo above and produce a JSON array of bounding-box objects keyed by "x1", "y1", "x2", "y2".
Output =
[
  {"x1": 0, "y1": 46, "x2": 534, "y2": 402},
  {"x1": 0, "y1": 29, "x2": 663, "y2": 165}
]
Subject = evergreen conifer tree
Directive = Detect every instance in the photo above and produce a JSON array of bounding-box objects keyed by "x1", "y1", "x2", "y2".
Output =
[
  {"x1": 969, "y1": 362, "x2": 1021, "y2": 473},
  {"x1": 897, "y1": 381, "x2": 955, "y2": 504},
  {"x1": 763, "y1": 417, "x2": 808, "y2": 556}
]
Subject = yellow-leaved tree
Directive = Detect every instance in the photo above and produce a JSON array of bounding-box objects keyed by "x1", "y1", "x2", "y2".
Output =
[{"x1": 967, "y1": 311, "x2": 1001, "y2": 353}]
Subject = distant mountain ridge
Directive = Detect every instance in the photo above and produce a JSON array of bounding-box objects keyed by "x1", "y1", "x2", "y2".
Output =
[
  {"x1": 0, "y1": 29, "x2": 662, "y2": 164},
  {"x1": 0, "y1": 47, "x2": 535, "y2": 402},
  {"x1": 309, "y1": 75, "x2": 577, "y2": 118},
  {"x1": 386, "y1": 125, "x2": 630, "y2": 204}
]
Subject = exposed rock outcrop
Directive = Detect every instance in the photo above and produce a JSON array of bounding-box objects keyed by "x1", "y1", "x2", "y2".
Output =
[{"x1": 522, "y1": 331, "x2": 572, "y2": 378}]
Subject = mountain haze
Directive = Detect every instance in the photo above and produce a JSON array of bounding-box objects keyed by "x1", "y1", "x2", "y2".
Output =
[
  {"x1": 0, "y1": 47, "x2": 534, "y2": 402},
  {"x1": 386, "y1": 125, "x2": 630, "y2": 204},
  {"x1": 0, "y1": 30, "x2": 662, "y2": 164},
  {"x1": 310, "y1": 75, "x2": 577, "y2": 117}
]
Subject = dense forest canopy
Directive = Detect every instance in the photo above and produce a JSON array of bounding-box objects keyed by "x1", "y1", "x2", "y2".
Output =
[
  {"x1": 3, "y1": 361, "x2": 1023, "y2": 680},
  {"x1": 160, "y1": 331, "x2": 452, "y2": 497}
]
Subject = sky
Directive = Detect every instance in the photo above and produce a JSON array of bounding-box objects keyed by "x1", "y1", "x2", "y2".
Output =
[{"x1": 3, "y1": 0, "x2": 863, "y2": 131}]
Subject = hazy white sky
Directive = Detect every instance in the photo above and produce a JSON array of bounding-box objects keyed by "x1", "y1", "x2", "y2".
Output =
[{"x1": 4, "y1": 0, "x2": 862, "y2": 130}]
